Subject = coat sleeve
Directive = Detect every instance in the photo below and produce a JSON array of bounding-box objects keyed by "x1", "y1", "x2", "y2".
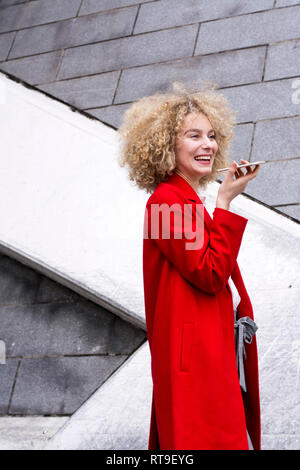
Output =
[{"x1": 145, "y1": 189, "x2": 248, "y2": 294}]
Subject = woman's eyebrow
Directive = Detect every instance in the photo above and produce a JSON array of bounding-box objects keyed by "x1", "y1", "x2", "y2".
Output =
[{"x1": 184, "y1": 128, "x2": 215, "y2": 134}]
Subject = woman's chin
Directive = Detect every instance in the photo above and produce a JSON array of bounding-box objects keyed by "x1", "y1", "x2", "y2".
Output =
[{"x1": 194, "y1": 167, "x2": 212, "y2": 178}]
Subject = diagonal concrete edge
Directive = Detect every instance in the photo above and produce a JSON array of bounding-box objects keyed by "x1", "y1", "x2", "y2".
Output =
[{"x1": 43, "y1": 341, "x2": 152, "y2": 450}]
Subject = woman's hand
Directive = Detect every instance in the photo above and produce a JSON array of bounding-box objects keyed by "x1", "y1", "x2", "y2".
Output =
[{"x1": 216, "y1": 159, "x2": 260, "y2": 210}]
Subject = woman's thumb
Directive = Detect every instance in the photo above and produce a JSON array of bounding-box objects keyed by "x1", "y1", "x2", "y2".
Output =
[{"x1": 226, "y1": 160, "x2": 238, "y2": 179}]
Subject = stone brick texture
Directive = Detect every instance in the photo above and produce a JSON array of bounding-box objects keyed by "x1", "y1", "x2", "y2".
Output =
[
  {"x1": 0, "y1": 0, "x2": 299, "y2": 448},
  {"x1": 0, "y1": 253, "x2": 146, "y2": 416}
]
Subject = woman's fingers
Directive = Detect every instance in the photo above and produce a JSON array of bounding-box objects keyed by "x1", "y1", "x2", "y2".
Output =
[
  {"x1": 240, "y1": 159, "x2": 252, "y2": 174},
  {"x1": 239, "y1": 159, "x2": 260, "y2": 178},
  {"x1": 227, "y1": 159, "x2": 260, "y2": 184},
  {"x1": 229, "y1": 160, "x2": 247, "y2": 179},
  {"x1": 218, "y1": 159, "x2": 260, "y2": 204},
  {"x1": 251, "y1": 163, "x2": 260, "y2": 175},
  {"x1": 235, "y1": 166, "x2": 244, "y2": 178}
]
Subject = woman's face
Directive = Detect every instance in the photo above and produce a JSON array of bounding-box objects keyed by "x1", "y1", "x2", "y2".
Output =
[{"x1": 175, "y1": 112, "x2": 218, "y2": 184}]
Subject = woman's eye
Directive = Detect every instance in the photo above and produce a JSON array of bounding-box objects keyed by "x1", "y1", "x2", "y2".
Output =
[{"x1": 190, "y1": 134, "x2": 216, "y2": 139}]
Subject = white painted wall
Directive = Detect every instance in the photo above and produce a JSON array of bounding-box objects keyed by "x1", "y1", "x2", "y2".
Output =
[{"x1": 0, "y1": 71, "x2": 148, "y2": 328}]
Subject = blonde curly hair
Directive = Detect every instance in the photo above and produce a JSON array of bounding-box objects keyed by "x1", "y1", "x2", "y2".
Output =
[{"x1": 117, "y1": 81, "x2": 236, "y2": 193}]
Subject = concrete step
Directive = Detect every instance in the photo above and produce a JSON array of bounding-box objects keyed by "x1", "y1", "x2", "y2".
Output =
[{"x1": 0, "y1": 416, "x2": 68, "y2": 450}]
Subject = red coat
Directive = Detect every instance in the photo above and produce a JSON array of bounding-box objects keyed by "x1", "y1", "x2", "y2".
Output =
[{"x1": 143, "y1": 172, "x2": 260, "y2": 450}]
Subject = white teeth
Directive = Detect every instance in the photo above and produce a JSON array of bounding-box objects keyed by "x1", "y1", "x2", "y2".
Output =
[{"x1": 194, "y1": 156, "x2": 211, "y2": 161}]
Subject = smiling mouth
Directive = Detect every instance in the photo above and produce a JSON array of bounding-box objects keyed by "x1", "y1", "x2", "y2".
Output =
[{"x1": 194, "y1": 155, "x2": 212, "y2": 162}]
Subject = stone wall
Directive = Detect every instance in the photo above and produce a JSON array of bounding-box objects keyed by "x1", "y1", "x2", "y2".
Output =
[{"x1": 0, "y1": 253, "x2": 146, "y2": 415}]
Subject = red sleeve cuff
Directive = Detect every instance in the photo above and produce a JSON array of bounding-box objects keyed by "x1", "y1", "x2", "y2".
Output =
[{"x1": 213, "y1": 207, "x2": 248, "y2": 231}]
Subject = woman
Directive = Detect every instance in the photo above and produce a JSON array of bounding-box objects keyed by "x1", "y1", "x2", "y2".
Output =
[{"x1": 118, "y1": 82, "x2": 261, "y2": 450}]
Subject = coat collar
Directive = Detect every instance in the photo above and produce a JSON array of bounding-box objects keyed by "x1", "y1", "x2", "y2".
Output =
[
  {"x1": 164, "y1": 172, "x2": 204, "y2": 205},
  {"x1": 164, "y1": 172, "x2": 213, "y2": 227}
]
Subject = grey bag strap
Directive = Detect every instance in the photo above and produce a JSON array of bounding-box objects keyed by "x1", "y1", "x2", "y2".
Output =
[{"x1": 234, "y1": 310, "x2": 258, "y2": 392}]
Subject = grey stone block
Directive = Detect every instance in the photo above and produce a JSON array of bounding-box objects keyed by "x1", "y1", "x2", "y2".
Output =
[
  {"x1": 276, "y1": 0, "x2": 300, "y2": 6},
  {"x1": 264, "y1": 40, "x2": 300, "y2": 81},
  {"x1": 35, "y1": 276, "x2": 80, "y2": 303},
  {"x1": 0, "y1": 32, "x2": 15, "y2": 61},
  {"x1": 79, "y1": 0, "x2": 154, "y2": 15},
  {"x1": 275, "y1": 204, "x2": 300, "y2": 220},
  {"x1": 115, "y1": 47, "x2": 266, "y2": 104},
  {"x1": 108, "y1": 317, "x2": 146, "y2": 354},
  {"x1": 0, "y1": 295, "x2": 146, "y2": 356},
  {"x1": 0, "y1": 2, "x2": 24, "y2": 33},
  {"x1": 221, "y1": 78, "x2": 299, "y2": 123},
  {"x1": 37, "y1": 71, "x2": 120, "y2": 108},
  {"x1": 0, "y1": 255, "x2": 78, "y2": 304},
  {"x1": 0, "y1": 358, "x2": 19, "y2": 414},
  {"x1": 0, "y1": 0, "x2": 28, "y2": 8},
  {"x1": 0, "y1": 50, "x2": 63, "y2": 84},
  {"x1": 0, "y1": 255, "x2": 40, "y2": 304},
  {"x1": 134, "y1": 0, "x2": 274, "y2": 34},
  {"x1": 9, "y1": 6, "x2": 138, "y2": 59},
  {"x1": 230, "y1": 123, "x2": 254, "y2": 162},
  {"x1": 195, "y1": 6, "x2": 300, "y2": 55},
  {"x1": 0, "y1": 0, "x2": 81, "y2": 33},
  {"x1": 20, "y1": 0, "x2": 81, "y2": 29},
  {"x1": 251, "y1": 117, "x2": 300, "y2": 163},
  {"x1": 243, "y1": 157, "x2": 300, "y2": 205},
  {"x1": 87, "y1": 103, "x2": 132, "y2": 129},
  {"x1": 9, "y1": 355, "x2": 127, "y2": 414},
  {"x1": 58, "y1": 24, "x2": 198, "y2": 80},
  {"x1": 0, "y1": 299, "x2": 114, "y2": 356},
  {"x1": 43, "y1": 342, "x2": 152, "y2": 450}
]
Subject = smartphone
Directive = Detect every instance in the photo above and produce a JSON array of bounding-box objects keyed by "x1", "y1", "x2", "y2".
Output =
[{"x1": 217, "y1": 161, "x2": 263, "y2": 173}]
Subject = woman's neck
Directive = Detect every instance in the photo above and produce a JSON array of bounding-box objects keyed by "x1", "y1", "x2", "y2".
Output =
[{"x1": 174, "y1": 168, "x2": 199, "y2": 193}]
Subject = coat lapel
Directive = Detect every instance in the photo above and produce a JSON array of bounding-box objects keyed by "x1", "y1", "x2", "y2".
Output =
[{"x1": 164, "y1": 172, "x2": 213, "y2": 230}]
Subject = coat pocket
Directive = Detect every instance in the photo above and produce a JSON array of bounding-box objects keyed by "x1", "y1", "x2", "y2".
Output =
[{"x1": 180, "y1": 322, "x2": 194, "y2": 372}]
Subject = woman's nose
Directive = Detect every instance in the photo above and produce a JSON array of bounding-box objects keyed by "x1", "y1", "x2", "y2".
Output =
[{"x1": 201, "y1": 136, "x2": 213, "y2": 148}]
